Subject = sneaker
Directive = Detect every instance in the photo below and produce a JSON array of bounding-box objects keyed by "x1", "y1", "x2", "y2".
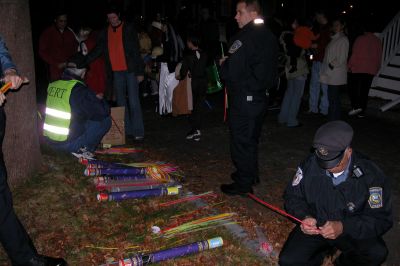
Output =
[
  {"x1": 71, "y1": 147, "x2": 94, "y2": 160},
  {"x1": 186, "y1": 129, "x2": 201, "y2": 140},
  {"x1": 348, "y1": 108, "x2": 362, "y2": 116}
]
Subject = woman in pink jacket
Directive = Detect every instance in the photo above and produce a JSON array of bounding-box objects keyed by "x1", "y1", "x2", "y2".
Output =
[{"x1": 347, "y1": 24, "x2": 382, "y2": 118}]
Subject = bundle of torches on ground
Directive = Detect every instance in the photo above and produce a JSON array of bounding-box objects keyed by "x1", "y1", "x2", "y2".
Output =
[
  {"x1": 78, "y1": 147, "x2": 274, "y2": 265},
  {"x1": 78, "y1": 151, "x2": 232, "y2": 266}
]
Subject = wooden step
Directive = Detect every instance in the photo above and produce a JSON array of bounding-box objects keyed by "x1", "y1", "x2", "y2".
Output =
[
  {"x1": 379, "y1": 74, "x2": 400, "y2": 81},
  {"x1": 392, "y1": 56, "x2": 400, "y2": 65},
  {"x1": 387, "y1": 63, "x2": 400, "y2": 68},
  {"x1": 380, "y1": 66, "x2": 400, "y2": 77},
  {"x1": 373, "y1": 77, "x2": 400, "y2": 92},
  {"x1": 369, "y1": 87, "x2": 400, "y2": 100}
]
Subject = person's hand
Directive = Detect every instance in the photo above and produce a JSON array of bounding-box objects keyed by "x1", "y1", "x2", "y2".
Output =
[
  {"x1": 319, "y1": 221, "x2": 343, "y2": 239},
  {"x1": 219, "y1": 56, "x2": 228, "y2": 66},
  {"x1": 0, "y1": 92, "x2": 6, "y2": 106},
  {"x1": 3, "y1": 69, "x2": 23, "y2": 89},
  {"x1": 300, "y1": 217, "x2": 320, "y2": 235},
  {"x1": 96, "y1": 93, "x2": 104, "y2": 99},
  {"x1": 137, "y1": 75, "x2": 144, "y2": 83}
]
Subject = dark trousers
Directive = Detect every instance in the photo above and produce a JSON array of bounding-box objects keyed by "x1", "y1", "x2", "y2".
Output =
[
  {"x1": 0, "y1": 108, "x2": 37, "y2": 265},
  {"x1": 279, "y1": 226, "x2": 388, "y2": 266},
  {"x1": 348, "y1": 73, "x2": 374, "y2": 112},
  {"x1": 189, "y1": 80, "x2": 207, "y2": 131},
  {"x1": 328, "y1": 84, "x2": 345, "y2": 121},
  {"x1": 228, "y1": 94, "x2": 267, "y2": 189}
]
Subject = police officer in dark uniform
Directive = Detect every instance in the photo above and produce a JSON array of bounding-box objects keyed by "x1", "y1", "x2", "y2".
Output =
[
  {"x1": 279, "y1": 120, "x2": 393, "y2": 266},
  {"x1": 0, "y1": 35, "x2": 67, "y2": 265},
  {"x1": 219, "y1": 0, "x2": 278, "y2": 196}
]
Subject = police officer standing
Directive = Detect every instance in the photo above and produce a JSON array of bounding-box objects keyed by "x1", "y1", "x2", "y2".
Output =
[
  {"x1": 279, "y1": 121, "x2": 393, "y2": 266},
  {"x1": 219, "y1": 0, "x2": 278, "y2": 196}
]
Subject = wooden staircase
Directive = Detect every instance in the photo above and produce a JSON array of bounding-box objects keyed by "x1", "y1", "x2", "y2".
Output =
[{"x1": 370, "y1": 11, "x2": 400, "y2": 111}]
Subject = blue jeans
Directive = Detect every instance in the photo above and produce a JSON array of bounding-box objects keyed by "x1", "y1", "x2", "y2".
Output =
[
  {"x1": 309, "y1": 61, "x2": 329, "y2": 115},
  {"x1": 113, "y1": 71, "x2": 144, "y2": 137},
  {"x1": 48, "y1": 117, "x2": 111, "y2": 153},
  {"x1": 278, "y1": 75, "x2": 306, "y2": 127}
]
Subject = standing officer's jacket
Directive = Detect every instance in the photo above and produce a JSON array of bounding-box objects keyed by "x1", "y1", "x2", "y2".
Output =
[
  {"x1": 284, "y1": 152, "x2": 393, "y2": 240},
  {"x1": 221, "y1": 21, "x2": 279, "y2": 99}
]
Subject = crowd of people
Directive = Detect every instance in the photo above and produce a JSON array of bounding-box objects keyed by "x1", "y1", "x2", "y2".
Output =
[{"x1": 0, "y1": 0, "x2": 392, "y2": 265}]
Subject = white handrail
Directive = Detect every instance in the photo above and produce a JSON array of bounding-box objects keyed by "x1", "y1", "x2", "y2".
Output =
[{"x1": 380, "y1": 11, "x2": 400, "y2": 67}]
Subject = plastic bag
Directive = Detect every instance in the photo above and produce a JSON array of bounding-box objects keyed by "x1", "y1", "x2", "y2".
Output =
[{"x1": 206, "y1": 63, "x2": 223, "y2": 94}]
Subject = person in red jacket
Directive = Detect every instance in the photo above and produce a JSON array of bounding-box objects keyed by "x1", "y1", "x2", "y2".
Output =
[
  {"x1": 347, "y1": 22, "x2": 382, "y2": 118},
  {"x1": 38, "y1": 12, "x2": 78, "y2": 81},
  {"x1": 76, "y1": 26, "x2": 107, "y2": 98}
]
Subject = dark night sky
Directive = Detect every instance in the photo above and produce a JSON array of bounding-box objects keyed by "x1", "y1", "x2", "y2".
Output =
[{"x1": 28, "y1": 0, "x2": 399, "y2": 53}]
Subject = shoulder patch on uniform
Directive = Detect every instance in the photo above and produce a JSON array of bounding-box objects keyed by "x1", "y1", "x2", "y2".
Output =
[
  {"x1": 368, "y1": 187, "x2": 383, "y2": 208},
  {"x1": 292, "y1": 167, "x2": 303, "y2": 186},
  {"x1": 228, "y1": 40, "x2": 242, "y2": 54}
]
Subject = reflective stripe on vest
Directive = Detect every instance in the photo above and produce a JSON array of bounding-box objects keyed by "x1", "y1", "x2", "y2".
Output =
[{"x1": 43, "y1": 80, "x2": 78, "y2": 141}]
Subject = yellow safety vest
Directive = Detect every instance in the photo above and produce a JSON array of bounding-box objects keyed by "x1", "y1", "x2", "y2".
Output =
[{"x1": 43, "y1": 80, "x2": 79, "y2": 141}]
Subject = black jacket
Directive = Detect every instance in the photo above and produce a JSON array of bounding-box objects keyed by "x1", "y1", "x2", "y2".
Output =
[
  {"x1": 180, "y1": 50, "x2": 208, "y2": 79},
  {"x1": 82, "y1": 22, "x2": 144, "y2": 76},
  {"x1": 284, "y1": 151, "x2": 393, "y2": 240},
  {"x1": 221, "y1": 21, "x2": 279, "y2": 96}
]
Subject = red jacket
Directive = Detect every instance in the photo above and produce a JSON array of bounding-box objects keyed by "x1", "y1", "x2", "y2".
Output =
[
  {"x1": 84, "y1": 32, "x2": 106, "y2": 95},
  {"x1": 348, "y1": 32, "x2": 382, "y2": 75},
  {"x1": 39, "y1": 25, "x2": 78, "y2": 81},
  {"x1": 293, "y1": 26, "x2": 318, "y2": 49},
  {"x1": 313, "y1": 24, "x2": 331, "y2": 62}
]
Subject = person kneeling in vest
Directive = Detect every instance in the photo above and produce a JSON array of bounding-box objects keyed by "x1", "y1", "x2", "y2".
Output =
[{"x1": 43, "y1": 54, "x2": 111, "y2": 159}]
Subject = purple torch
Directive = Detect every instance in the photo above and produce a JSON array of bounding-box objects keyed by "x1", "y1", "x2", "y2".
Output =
[
  {"x1": 100, "y1": 237, "x2": 223, "y2": 266},
  {"x1": 97, "y1": 186, "x2": 181, "y2": 202}
]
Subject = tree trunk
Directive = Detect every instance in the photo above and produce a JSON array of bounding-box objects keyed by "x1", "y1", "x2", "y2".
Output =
[{"x1": 0, "y1": 0, "x2": 41, "y2": 186}]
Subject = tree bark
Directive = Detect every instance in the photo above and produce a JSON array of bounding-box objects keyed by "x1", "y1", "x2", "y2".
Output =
[{"x1": 0, "y1": 0, "x2": 42, "y2": 186}]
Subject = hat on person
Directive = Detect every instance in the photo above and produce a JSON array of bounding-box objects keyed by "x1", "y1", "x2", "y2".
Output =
[
  {"x1": 66, "y1": 53, "x2": 87, "y2": 69},
  {"x1": 313, "y1": 120, "x2": 353, "y2": 169}
]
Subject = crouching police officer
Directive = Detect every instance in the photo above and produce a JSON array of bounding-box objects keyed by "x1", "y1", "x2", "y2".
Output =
[{"x1": 279, "y1": 120, "x2": 393, "y2": 266}]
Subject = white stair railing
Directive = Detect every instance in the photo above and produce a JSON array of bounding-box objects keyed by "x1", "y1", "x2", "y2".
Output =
[{"x1": 379, "y1": 11, "x2": 400, "y2": 68}]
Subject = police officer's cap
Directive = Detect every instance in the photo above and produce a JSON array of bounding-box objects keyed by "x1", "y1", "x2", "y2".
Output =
[{"x1": 313, "y1": 120, "x2": 353, "y2": 169}]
